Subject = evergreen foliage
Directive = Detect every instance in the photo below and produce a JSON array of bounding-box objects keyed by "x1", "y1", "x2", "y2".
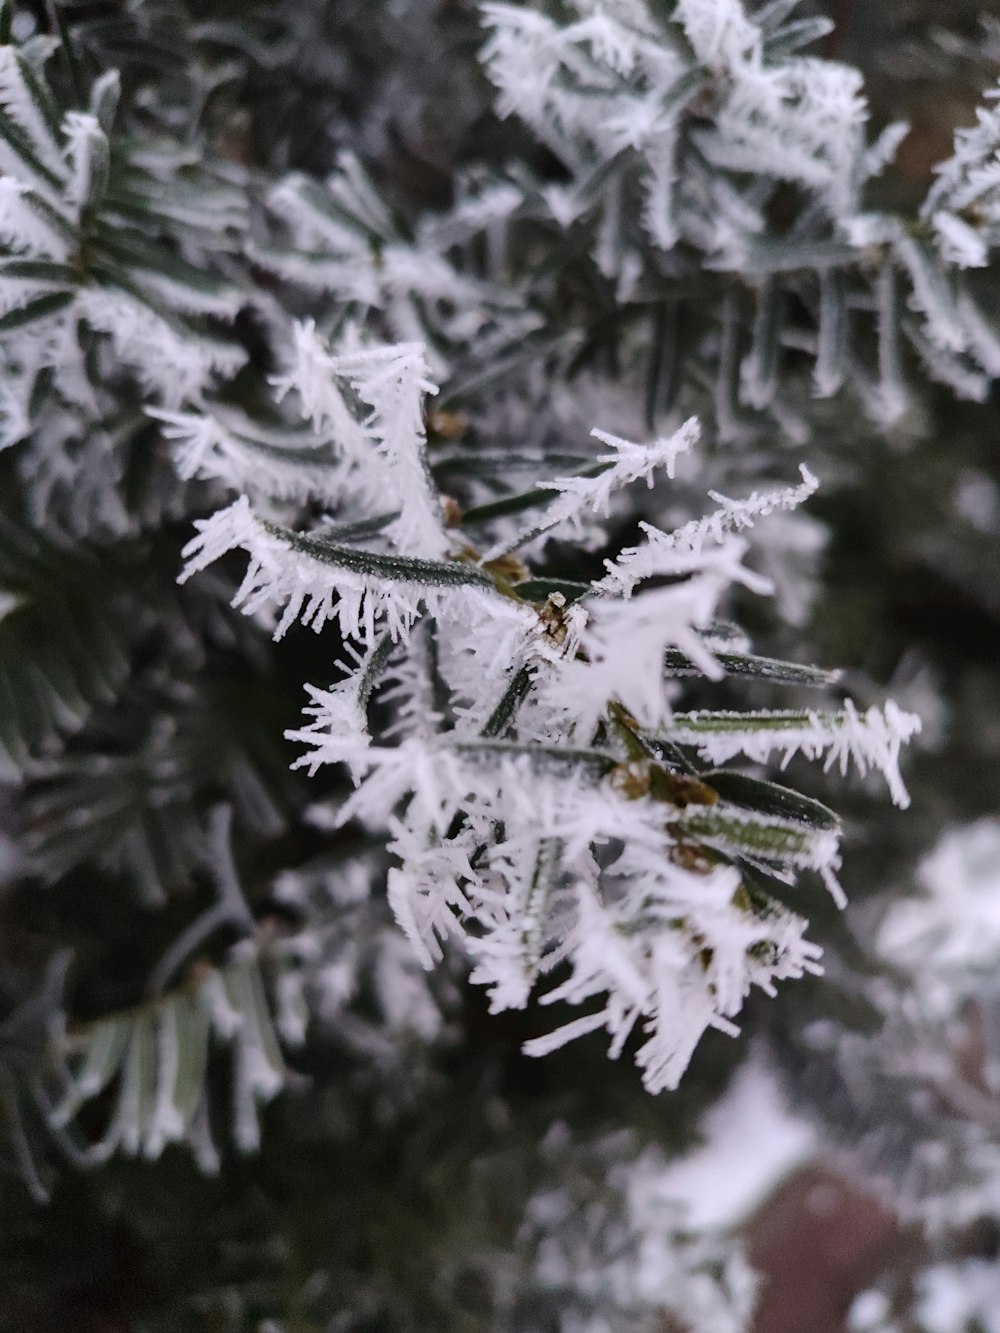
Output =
[{"x1": 0, "y1": 1, "x2": 998, "y2": 1330}]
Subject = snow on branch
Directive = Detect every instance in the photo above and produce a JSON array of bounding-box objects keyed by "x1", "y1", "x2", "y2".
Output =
[
  {"x1": 537, "y1": 573, "x2": 748, "y2": 740},
  {"x1": 924, "y1": 83, "x2": 1000, "y2": 269},
  {"x1": 0, "y1": 45, "x2": 66, "y2": 187},
  {"x1": 175, "y1": 341, "x2": 918, "y2": 1095},
  {"x1": 253, "y1": 157, "x2": 537, "y2": 380},
  {"x1": 329, "y1": 343, "x2": 446, "y2": 556},
  {"x1": 548, "y1": 418, "x2": 699, "y2": 515},
  {"x1": 0, "y1": 177, "x2": 71, "y2": 258},
  {"x1": 696, "y1": 53, "x2": 867, "y2": 219},
  {"x1": 659, "y1": 701, "x2": 922, "y2": 807},
  {"x1": 270, "y1": 321, "x2": 448, "y2": 556},
  {"x1": 597, "y1": 465, "x2": 817, "y2": 598},
  {"x1": 482, "y1": 417, "x2": 700, "y2": 558},
  {"x1": 284, "y1": 634, "x2": 394, "y2": 780},
  {"x1": 62, "y1": 112, "x2": 108, "y2": 212},
  {"x1": 310, "y1": 735, "x2": 829, "y2": 1091},
  {"x1": 482, "y1": 0, "x2": 870, "y2": 283},
  {"x1": 0, "y1": 49, "x2": 248, "y2": 430},
  {"x1": 49, "y1": 946, "x2": 288, "y2": 1166},
  {"x1": 523, "y1": 865, "x2": 823, "y2": 1095},
  {"x1": 150, "y1": 406, "x2": 345, "y2": 503},
  {"x1": 76, "y1": 288, "x2": 245, "y2": 407},
  {"x1": 178, "y1": 495, "x2": 491, "y2": 644}
]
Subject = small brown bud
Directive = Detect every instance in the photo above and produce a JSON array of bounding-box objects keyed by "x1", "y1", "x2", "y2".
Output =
[
  {"x1": 426, "y1": 409, "x2": 468, "y2": 440},
  {"x1": 609, "y1": 759, "x2": 653, "y2": 800},
  {"x1": 485, "y1": 552, "x2": 530, "y2": 586},
  {"x1": 440, "y1": 494, "x2": 463, "y2": 528}
]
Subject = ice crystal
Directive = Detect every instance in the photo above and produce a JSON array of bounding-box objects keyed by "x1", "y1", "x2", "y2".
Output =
[{"x1": 177, "y1": 322, "x2": 916, "y2": 1092}]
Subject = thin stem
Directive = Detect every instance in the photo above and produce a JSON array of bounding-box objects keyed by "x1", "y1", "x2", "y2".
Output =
[
  {"x1": 2, "y1": 1081, "x2": 48, "y2": 1202},
  {"x1": 146, "y1": 806, "x2": 254, "y2": 998},
  {"x1": 481, "y1": 666, "x2": 532, "y2": 739},
  {"x1": 607, "y1": 701, "x2": 654, "y2": 762}
]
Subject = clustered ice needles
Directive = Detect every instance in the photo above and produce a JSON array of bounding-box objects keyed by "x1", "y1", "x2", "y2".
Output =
[
  {"x1": 661, "y1": 700, "x2": 922, "y2": 810},
  {"x1": 514, "y1": 1125, "x2": 759, "y2": 1331},
  {"x1": 177, "y1": 320, "x2": 920, "y2": 1094},
  {"x1": 481, "y1": 0, "x2": 868, "y2": 274},
  {"x1": 0, "y1": 47, "x2": 245, "y2": 408},
  {"x1": 482, "y1": 418, "x2": 700, "y2": 560}
]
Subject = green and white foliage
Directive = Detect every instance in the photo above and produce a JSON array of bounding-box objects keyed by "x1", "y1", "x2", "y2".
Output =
[
  {"x1": 1, "y1": 1, "x2": 996, "y2": 1327},
  {"x1": 791, "y1": 820, "x2": 1000, "y2": 1231},
  {"x1": 503, "y1": 1125, "x2": 759, "y2": 1332},
  {"x1": 251, "y1": 153, "x2": 541, "y2": 385},
  {"x1": 850, "y1": 1259, "x2": 1000, "y2": 1333},
  {"x1": 177, "y1": 316, "x2": 918, "y2": 1095},
  {"x1": 0, "y1": 9, "x2": 246, "y2": 535},
  {"x1": 43, "y1": 943, "x2": 290, "y2": 1171},
  {"x1": 0, "y1": 0, "x2": 951, "y2": 1223},
  {"x1": 1, "y1": 939, "x2": 298, "y2": 1201},
  {"x1": 0, "y1": 806, "x2": 299, "y2": 1197},
  {"x1": 475, "y1": 0, "x2": 1000, "y2": 431},
  {"x1": 7, "y1": 799, "x2": 457, "y2": 1191}
]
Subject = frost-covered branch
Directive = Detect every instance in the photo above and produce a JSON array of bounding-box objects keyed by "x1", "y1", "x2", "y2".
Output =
[
  {"x1": 597, "y1": 466, "x2": 817, "y2": 598},
  {"x1": 482, "y1": 416, "x2": 700, "y2": 558},
  {"x1": 655, "y1": 701, "x2": 922, "y2": 809},
  {"x1": 174, "y1": 322, "x2": 918, "y2": 1093}
]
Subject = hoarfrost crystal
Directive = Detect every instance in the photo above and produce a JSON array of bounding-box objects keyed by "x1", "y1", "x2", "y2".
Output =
[{"x1": 176, "y1": 321, "x2": 919, "y2": 1093}]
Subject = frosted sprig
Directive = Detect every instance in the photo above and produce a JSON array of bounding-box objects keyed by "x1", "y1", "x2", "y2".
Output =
[
  {"x1": 284, "y1": 636, "x2": 393, "y2": 781},
  {"x1": 253, "y1": 155, "x2": 538, "y2": 381},
  {"x1": 76, "y1": 288, "x2": 245, "y2": 406},
  {"x1": 62, "y1": 111, "x2": 107, "y2": 212},
  {"x1": 697, "y1": 53, "x2": 867, "y2": 220},
  {"x1": 540, "y1": 569, "x2": 751, "y2": 741},
  {"x1": 482, "y1": 417, "x2": 700, "y2": 559},
  {"x1": 271, "y1": 321, "x2": 448, "y2": 556},
  {"x1": 327, "y1": 738, "x2": 828, "y2": 1093},
  {"x1": 151, "y1": 406, "x2": 344, "y2": 503},
  {"x1": 175, "y1": 327, "x2": 918, "y2": 1094},
  {"x1": 49, "y1": 945, "x2": 287, "y2": 1168},
  {"x1": 597, "y1": 466, "x2": 817, "y2": 598},
  {"x1": 178, "y1": 496, "x2": 450, "y2": 644},
  {"x1": 0, "y1": 32, "x2": 249, "y2": 534},
  {"x1": 327, "y1": 343, "x2": 447, "y2": 557},
  {"x1": 659, "y1": 701, "x2": 922, "y2": 809},
  {"x1": 545, "y1": 418, "x2": 699, "y2": 516},
  {"x1": 0, "y1": 45, "x2": 65, "y2": 186},
  {"x1": 924, "y1": 83, "x2": 1000, "y2": 268},
  {"x1": 483, "y1": 0, "x2": 870, "y2": 277}
]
